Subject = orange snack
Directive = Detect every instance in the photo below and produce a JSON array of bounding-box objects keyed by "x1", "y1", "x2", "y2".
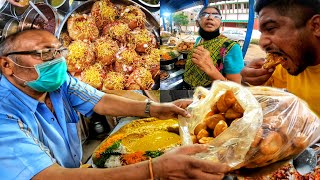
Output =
[{"x1": 263, "y1": 53, "x2": 285, "y2": 69}]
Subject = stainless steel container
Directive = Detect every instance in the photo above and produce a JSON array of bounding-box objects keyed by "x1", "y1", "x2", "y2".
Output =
[
  {"x1": 56, "y1": 0, "x2": 160, "y2": 41},
  {"x1": 19, "y1": 3, "x2": 60, "y2": 34},
  {"x1": 137, "y1": 0, "x2": 159, "y2": 8},
  {"x1": 0, "y1": 13, "x2": 19, "y2": 41},
  {"x1": 45, "y1": 0, "x2": 74, "y2": 14},
  {"x1": 1, "y1": 18, "x2": 19, "y2": 40},
  {"x1": 0, "y1": 0, "x2": 15, "y2": 17}
]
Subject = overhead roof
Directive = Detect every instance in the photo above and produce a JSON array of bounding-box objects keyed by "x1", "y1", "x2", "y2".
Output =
[{"x1": 160, "y1": 0, "x2": 204, "y2": 16}]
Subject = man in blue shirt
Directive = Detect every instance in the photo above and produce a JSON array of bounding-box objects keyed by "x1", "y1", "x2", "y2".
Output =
[{"x1": 0, "y1": 30, "x2": 229, "y2": 180}]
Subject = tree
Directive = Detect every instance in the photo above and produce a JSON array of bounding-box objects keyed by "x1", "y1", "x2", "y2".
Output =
[{"x1": 172, "y1": 12, "x2": 189, "y2": 32}]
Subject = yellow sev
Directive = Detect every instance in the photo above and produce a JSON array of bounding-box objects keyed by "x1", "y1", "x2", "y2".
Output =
[
  {"x1": 73, "y1": 15, "x2": 97, "y2": 39},
  {"x1": 110, "y1": 23, "x2": 130, "y2": 38},
  {"x1": 95, "y1": 133, "x2": 124, "y2": 159},
  {"x1": 136, "y1": 67, "x2": 153, "y2": 89},
  {"x1": 147, "y1": 48, "x2": 160, "y2": 65},
  {"x1": 104, "y1": 72, "x2": 125, "y2": 90},
  {"x1": 82, "y1": 63, "x2": 102, "y2": 88},
  {"x1": 131, "y1": 29, "x2": 151, "y2": 44},
  {"x1": 98, "y1": 1, "x2": 116, "y2": 22},
  {"x1": 67, "y1": 41, "x2": 91, "y2": 68},
  {"x1": 122, "y1": 13, "x2": 145, "y2": 25},
  {"x1": 120, "y1": 49, "x2": 138, "y2": 64},
  {"x1": 95, "y1": 39, "x2": 118, "y2": 58}
]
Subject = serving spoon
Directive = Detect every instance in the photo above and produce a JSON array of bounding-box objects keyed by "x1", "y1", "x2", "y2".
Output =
[
  {"x1": 293, "y1": 144, "x2": 320, "y2": 175},
  {"x1": 29, "y1": 1, "x2": 48, "y2": 23}
]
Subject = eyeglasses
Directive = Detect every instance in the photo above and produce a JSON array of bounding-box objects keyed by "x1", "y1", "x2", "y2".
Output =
[
  {"x1": 199, "y1": 12, "x2": 222, "y2": 19},
  {"x1": 3, "y1": 47, "x2": 68, "y2": 61}
]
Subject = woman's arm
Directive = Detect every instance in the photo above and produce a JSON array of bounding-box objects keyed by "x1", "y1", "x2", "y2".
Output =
[{"x1": 223, "y1": 44, "x2": 244, "y2": 84}]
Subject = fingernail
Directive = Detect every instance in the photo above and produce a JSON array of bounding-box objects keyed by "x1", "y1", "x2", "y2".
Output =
[
  {"x1": 185, "y1": 113, "x2": 191, "y2": 118},
  {"x1": 268, "y1": 68, "x2": 274, "y2": 72}
]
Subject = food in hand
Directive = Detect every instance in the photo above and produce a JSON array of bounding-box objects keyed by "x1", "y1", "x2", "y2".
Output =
[{"x1": 263, "y1": 53, "x2": 285, "y2": 69}]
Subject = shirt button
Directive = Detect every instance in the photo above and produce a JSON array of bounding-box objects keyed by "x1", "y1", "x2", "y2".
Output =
[{"x1": 51, "y1": 118, "x2": 54, "y2": 121}]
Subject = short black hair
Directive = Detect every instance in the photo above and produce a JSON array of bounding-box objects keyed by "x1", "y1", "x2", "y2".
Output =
[
  {"x1": 255, "y1": 0, "x2": 320, "y2": 27},
  {"x1": 197, "y1": 5, "x2": 221, "y2": 20}
]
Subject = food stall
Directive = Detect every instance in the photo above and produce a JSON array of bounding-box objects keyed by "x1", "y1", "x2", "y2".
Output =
[
  {"x1": 1, "y1": 0, "x2": 320, "y2": 179},
  {"x1": 159, "y1": 0, "x2": 255, "y2": 90}
]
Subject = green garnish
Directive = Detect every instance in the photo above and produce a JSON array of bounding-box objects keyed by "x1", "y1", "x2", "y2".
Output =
[
  {"x1": 96, "y1": 140, "x2": 122, "y2": 168},
  {"x1": 144, "y1": 150, "x2": 164, "y2": 158}
]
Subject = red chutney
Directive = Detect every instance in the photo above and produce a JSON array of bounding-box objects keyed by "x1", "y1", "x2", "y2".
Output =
[{"x1": 32, "y1": 5, "x2": 56, "y2": 34}]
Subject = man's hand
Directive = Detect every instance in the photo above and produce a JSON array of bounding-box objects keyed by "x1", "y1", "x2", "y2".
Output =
[
  {"x1": 6, "y1": 0, "x2": 25, "y2": 7},
  {"x1": 151, "y1": 99, "x2": 192, "y2": 119},
  {"x1": 241, "y1": 58, "x2": 274, "y2": 86},
  {"x1": 153, "y1": 144, "x2": 230, "y2": 180},
  {"x1": 192, "y1": 46, "x2": 218, "y2": 74}
]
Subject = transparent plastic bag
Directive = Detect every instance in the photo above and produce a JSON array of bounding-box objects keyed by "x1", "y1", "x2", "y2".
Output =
[
  {"x1": 243, "y1": 86, "x2": 320, "y2": 168},
  {"x1": 179, "y1": 81, "x2": 263, "y2": 169},
  {"x1": 179, "y1": 82, "x2": 320, "y2": 169}
]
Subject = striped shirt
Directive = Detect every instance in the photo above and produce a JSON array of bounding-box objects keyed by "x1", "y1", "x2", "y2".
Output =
[{"x1": 0, "y1": 74, "x2": 104, "y2": 180}]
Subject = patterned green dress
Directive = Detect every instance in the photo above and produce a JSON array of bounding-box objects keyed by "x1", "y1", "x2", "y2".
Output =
[{"x1": 184, "y1": 35, "x2": 236, "y2": 87}]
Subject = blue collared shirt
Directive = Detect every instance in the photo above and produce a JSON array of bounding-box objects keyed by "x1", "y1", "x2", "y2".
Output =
[{"x1": 0, "y1": 74, "x2": 104, "y2": 180}]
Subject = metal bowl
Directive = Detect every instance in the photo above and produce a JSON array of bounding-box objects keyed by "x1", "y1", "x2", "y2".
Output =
[
  {"x1": 19, "y1": 3, "x2": 61, "y2": 35},
  {"x1": 0, "y1": 1, "x2": 13, "y2": 16},
  {"x1": 56, "y1": 0, "x2": 160, "y2": 40},
  {"x1": 137, "y1": 0, "x2": 159, "y2": 8},
  {"x1": 45, "y1": 0, "x2": 74, "y2": 14},
  {"x1": 56, "y1": 0, "x2": 160, "y2": 90},
  {"x1": 1, "y1": 18, "x2": 19, "y2": 40}
]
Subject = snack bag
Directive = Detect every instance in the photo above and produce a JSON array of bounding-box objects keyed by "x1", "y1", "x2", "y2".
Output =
[
  {"x1": 244, "y1": 86, "x2": 320, "y2": 168},
  {"x1": 179, "y1": 81, "x2": 320, "y2": 169}
]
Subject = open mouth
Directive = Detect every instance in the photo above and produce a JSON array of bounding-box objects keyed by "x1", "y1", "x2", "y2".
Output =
[{"x1": 263, "y1": 52, "x2": 288, "y2": 69}]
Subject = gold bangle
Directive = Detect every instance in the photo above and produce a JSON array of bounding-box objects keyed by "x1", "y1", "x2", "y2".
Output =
[{"x1": 148, "y1": 157, "x2": 154, "y2": 180}]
